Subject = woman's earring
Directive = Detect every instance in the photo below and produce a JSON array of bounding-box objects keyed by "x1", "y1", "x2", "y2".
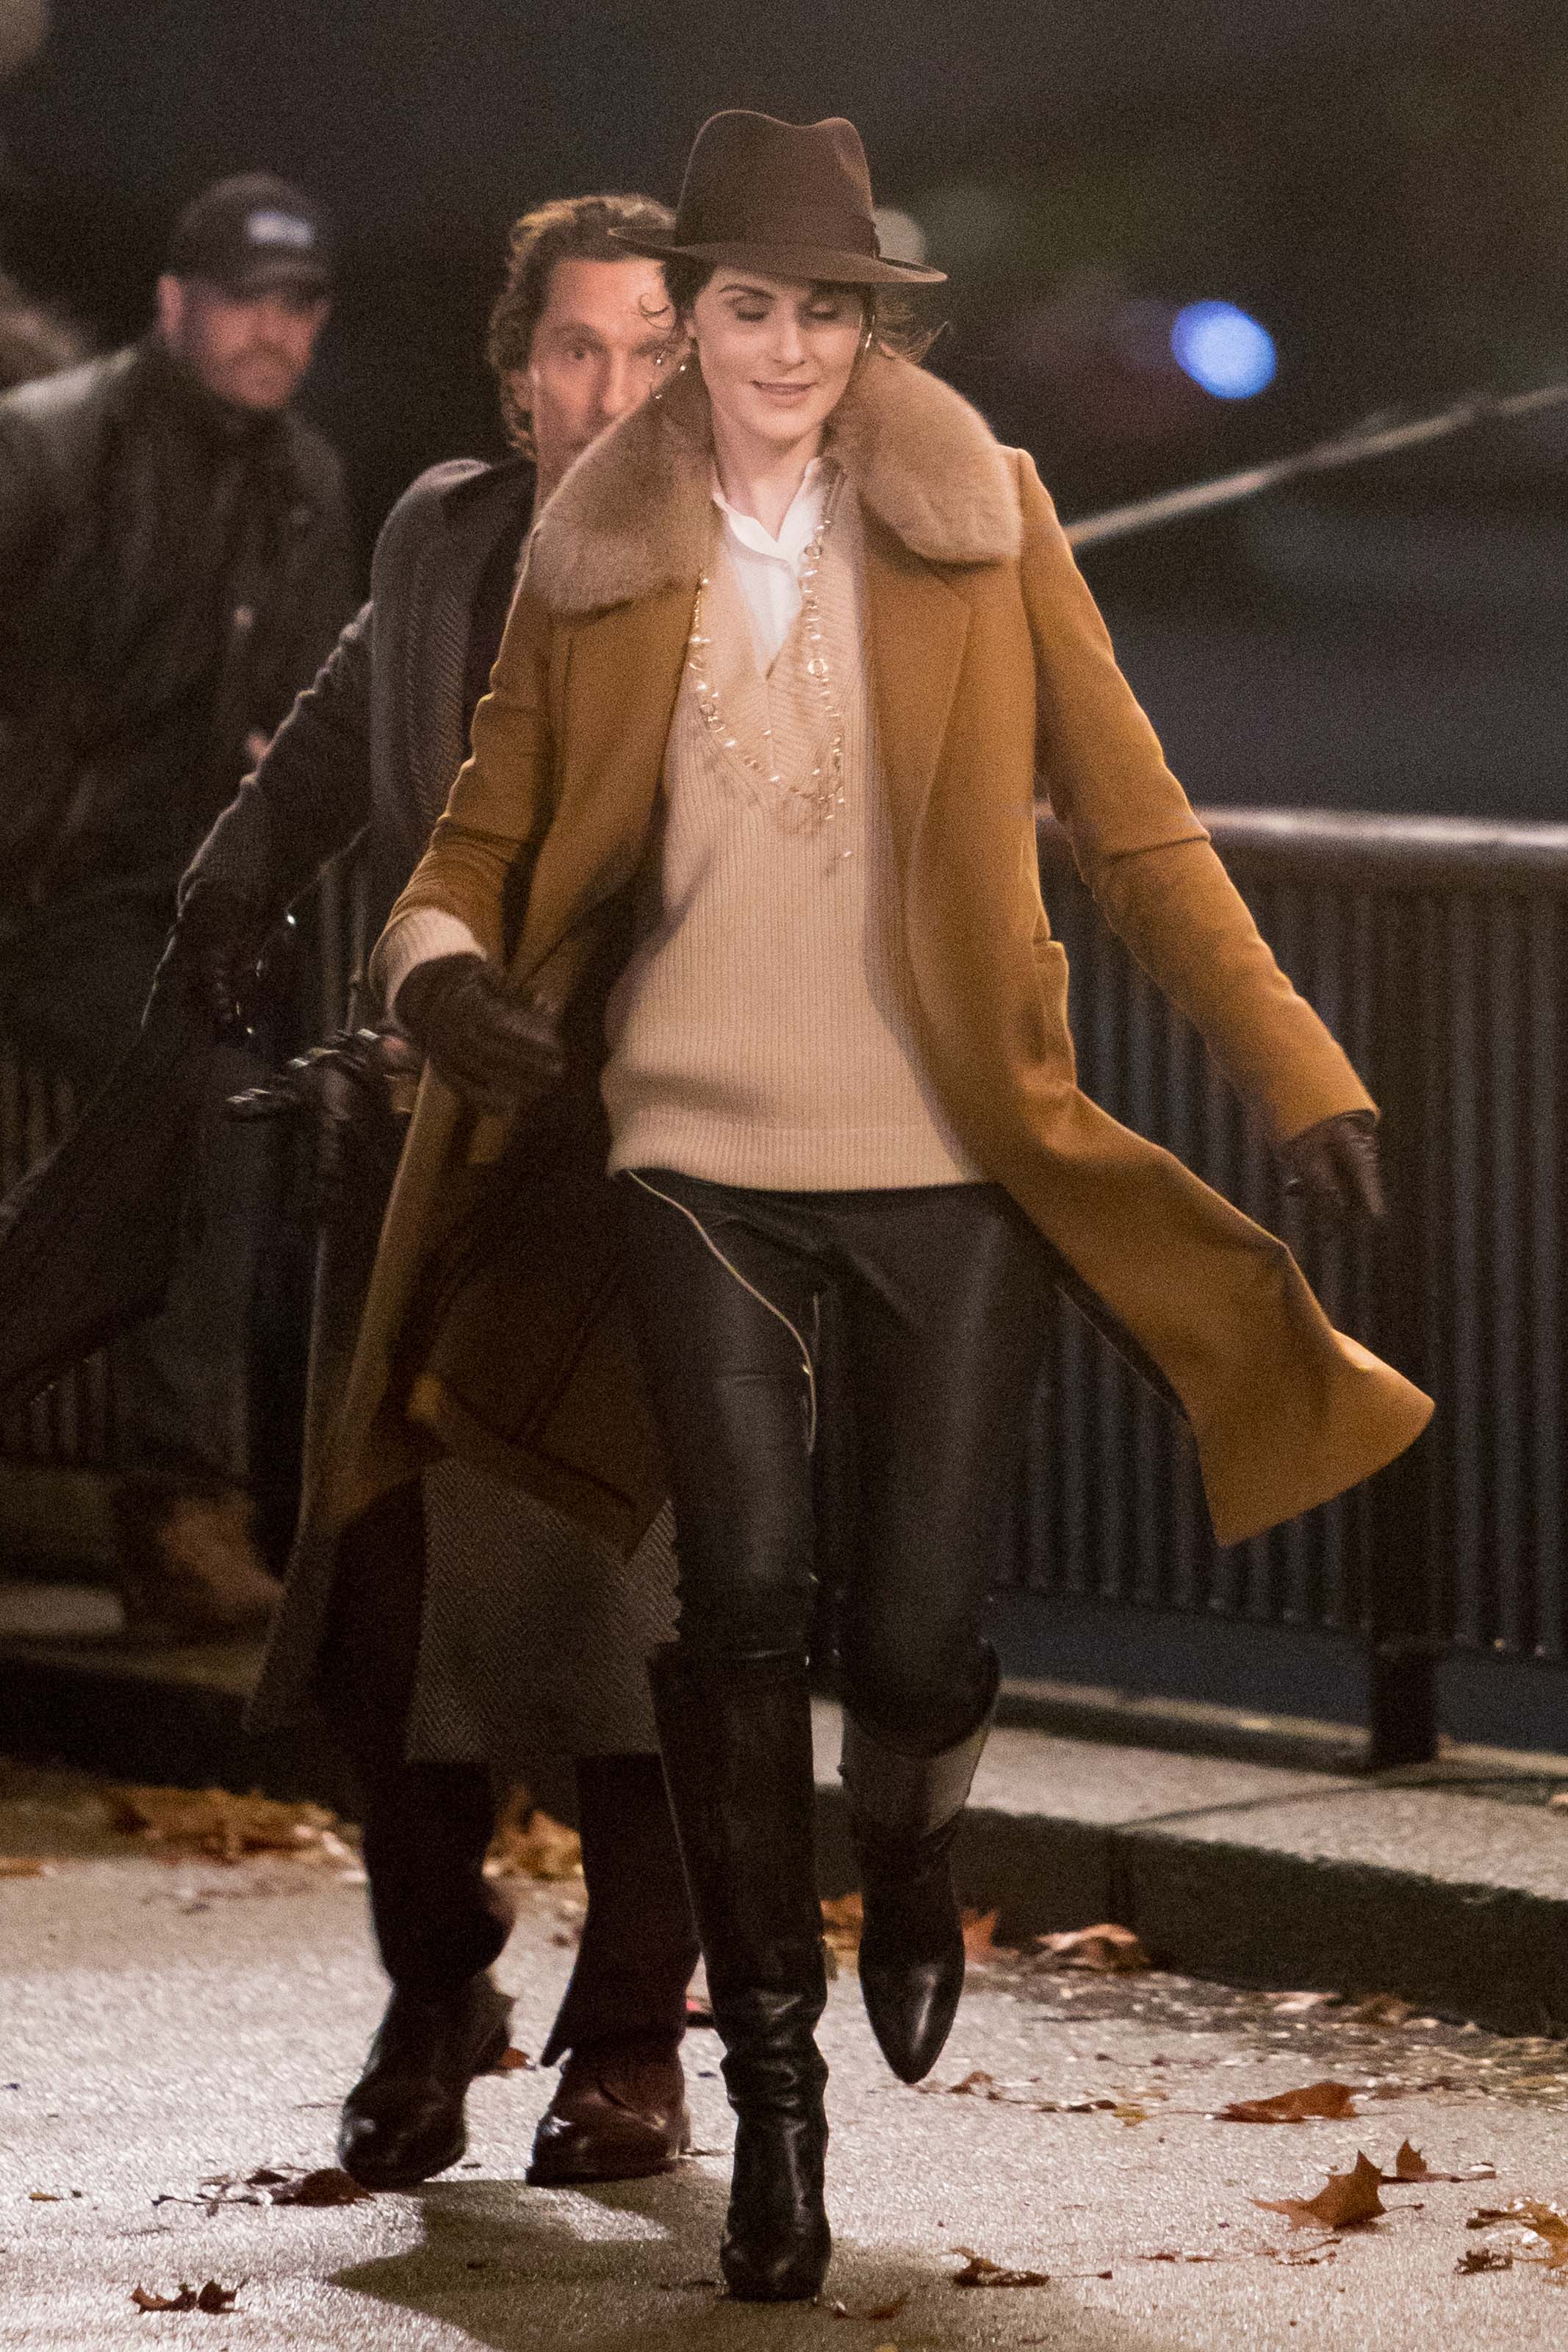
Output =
[{"x1": 652, "y1": 348, "x2": 691, "y2": 404}]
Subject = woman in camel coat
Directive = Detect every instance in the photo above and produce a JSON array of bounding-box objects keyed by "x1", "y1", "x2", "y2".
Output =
[{"x1": 336, "y1": 112, "x2": 1430, "y2": 2303}]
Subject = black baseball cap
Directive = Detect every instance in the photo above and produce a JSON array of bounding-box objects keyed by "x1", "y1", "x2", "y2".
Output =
[{"x1": 168, "y1": 174, "x2": 334, "y2": 300}]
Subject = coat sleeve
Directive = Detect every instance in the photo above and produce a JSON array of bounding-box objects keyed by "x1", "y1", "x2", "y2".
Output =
[
  {"x1": 1014, "y1": 448, "x2": 1373, "y2": 1143},
  {"x1": 181, "y1": 600, "x2": 375, "y2": 918},
  {"x1": 370, "y1": 580, "x2": 555, "y2": 989}
]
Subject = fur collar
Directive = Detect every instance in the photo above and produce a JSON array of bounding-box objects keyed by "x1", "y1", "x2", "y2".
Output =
[{"x1": 526, "y1": 351, "x2": 1021, "y2": 617}]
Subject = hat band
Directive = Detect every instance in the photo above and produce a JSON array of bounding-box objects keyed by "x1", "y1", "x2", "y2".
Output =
[{"x1": 676, "y1": 198, "x2": 880, "y2": 257}]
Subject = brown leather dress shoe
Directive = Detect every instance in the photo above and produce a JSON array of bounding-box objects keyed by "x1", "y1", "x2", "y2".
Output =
[{"x1": 526, "y1": 2032, "x2": 691, "y2": 2185}]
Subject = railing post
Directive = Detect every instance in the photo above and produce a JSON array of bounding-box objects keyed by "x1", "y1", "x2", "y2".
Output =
[{"x1": 1363, "y1": 888, "x2": 1440, "y2": 1771}]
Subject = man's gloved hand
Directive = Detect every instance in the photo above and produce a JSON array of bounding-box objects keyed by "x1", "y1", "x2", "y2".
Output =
[
  {"x1": 395, "y1": 951, "x2": 565, "y2": 1118},
  {"x1": 173, "y1": 881, "x2": 276, "y2": 1032},
  {"x1": 1277, "y1": 1108, "x2": 1387, "y2": 1222}
]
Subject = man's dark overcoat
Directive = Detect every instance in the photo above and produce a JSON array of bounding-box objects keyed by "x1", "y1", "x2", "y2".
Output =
[{"x1": 186, "y1": 456, "x2": 677, "y2": 1757}]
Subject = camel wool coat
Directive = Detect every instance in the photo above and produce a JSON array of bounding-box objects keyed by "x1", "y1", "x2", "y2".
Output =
[{"x1": 323, "y1": 351, "x2": 1431, "y2": 1566}]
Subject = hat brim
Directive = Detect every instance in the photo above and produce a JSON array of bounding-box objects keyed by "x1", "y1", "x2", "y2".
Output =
[
  {"x1": 606, "y1": 227, "x2": 944, "y2": 286},
  {"x1": 211, "y1": 259, "x2": 333, "y2": 301}
]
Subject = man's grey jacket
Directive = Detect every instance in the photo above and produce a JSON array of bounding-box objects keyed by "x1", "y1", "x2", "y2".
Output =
[{"x1": 187, "y1": 452, "x2": 534, "y2": 938}]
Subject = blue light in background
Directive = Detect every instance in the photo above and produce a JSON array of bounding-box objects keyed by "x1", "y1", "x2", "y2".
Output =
[{"x1": 1170, "y1": 301, "x2": 1277, "y2": 399}]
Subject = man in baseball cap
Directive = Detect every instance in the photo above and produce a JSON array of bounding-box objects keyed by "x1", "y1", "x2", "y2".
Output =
[
  {"x1": 168, "y1": 173, "x2": 334, "y2": 296},
  {"x1": 159, "y1": 173, "x2": 334, "y2": 412},
  {"x1": 0, "y1": 172, "x2": 350, "y2": 1637}
]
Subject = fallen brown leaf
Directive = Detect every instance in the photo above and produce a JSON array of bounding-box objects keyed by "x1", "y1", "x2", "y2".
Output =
[
  {"x1": 943, "y1": 2069, "x2": 997, "y2": 2096},
  {"x1": 1457, "y1": 2247, "x2": 1514, "y2": 2273},
  {"x1": 1468, "y1": 2201, "x2": 1568, "y2": 2267},
  {"x1": 268, "y1": 2168, "x2": 371, "y2": 2206},
  {"x1": 952, "y1": 2247, "x2": 1051, "y2": 2288},
  {"x1": 1384, "y1": 2141, "x2": 1492, "y2": 2185},
  {"x1": 185, "y1": 2165, "x2": 369, "y2": 2210},
  {"x1": 28, "y1": 2190, "x2": 62, "y2": 2201},
  {"x1": 1255, "y1": 2152, "x2": 1386, "y2": 2231},
  {"x1": 1341, "y1": 1994, "x2": 1415, "y2": 2026},
  {"x1": 110, "y1": 1785, "x2": 339, "y2": 1865},
  {"x1": 490, "y1": 2046, "x2": 533, "y2": 2073},
  {"x1": 1216, "y1": 2079, "x2": 1359, "y2": 2124},
  {"x1": 131, "y1": 2279, "x2": 240, "y2": 2313},
  {"x1": 0, "y1": 1857, "x2": 50, "y2": 1878},
  {"x1": 821, "y1": 1893, "x2": 865, "y2": 1957},
  {"x1": 1035, "y1": 1922, "x2": 1150, "y2": 1973},
  {"x1": 831, "y1": 2293, "x2": 909, "y2": 2320},
  {"x1": 961, "y1": 1908, "x2": 1007, "y2": 1962},
  {"x1": 483, "y1": 1787, "x2": 582, "y2": 1881}
]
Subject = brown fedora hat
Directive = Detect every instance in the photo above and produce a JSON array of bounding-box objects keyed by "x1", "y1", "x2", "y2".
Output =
[{"x1": 608, "y1": 110, "x2": 945, "y2": 286}]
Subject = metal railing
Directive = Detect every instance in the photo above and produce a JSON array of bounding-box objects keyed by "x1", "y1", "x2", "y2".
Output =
[
  {"x1": 5, "y1": 811, "x2": 1567, "y2": 1765},
  {"x1": 1024, "y1": 806, "x2": 1568, "y2": 1763}
]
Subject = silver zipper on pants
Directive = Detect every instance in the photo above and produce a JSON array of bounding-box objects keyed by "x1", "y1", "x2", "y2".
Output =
[{"x1": 624, "y1": 1169, "x2": 819, "y2": 1453}]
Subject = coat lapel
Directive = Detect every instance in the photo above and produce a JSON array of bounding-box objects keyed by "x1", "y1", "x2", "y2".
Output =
[
  {"x1": 511, "y1": 584, "x2": 693, "y2": 983},
  {"x1": 863, "y1": 519, "x2": 971, "y2": 861}
]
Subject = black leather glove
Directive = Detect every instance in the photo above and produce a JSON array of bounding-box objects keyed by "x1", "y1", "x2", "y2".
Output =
[
  {"x1": 1278, "y1": 1108, "x2": 1386, "y2": 1222},
  {"x1": 395, "y1": 951, "x2": 565, "y2": 1118},
  {"x1": 173, "y1": 881, "x2": 276, "y2": 1032},
  {"x1": 228, "y1": 1028, "x2": 418, "y2": 1225}
]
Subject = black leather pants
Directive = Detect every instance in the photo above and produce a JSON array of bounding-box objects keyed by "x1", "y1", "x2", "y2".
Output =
[{"x1": 619, "y1": 1172, "x2": 1054, "y2": 1757}]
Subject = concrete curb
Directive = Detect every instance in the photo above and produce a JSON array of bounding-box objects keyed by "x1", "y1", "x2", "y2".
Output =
[{"x1": 8, "y1": 1638, "x2": 1568, "y2": 2037}]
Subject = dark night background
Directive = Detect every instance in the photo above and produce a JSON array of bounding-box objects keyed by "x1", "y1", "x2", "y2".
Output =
[{"x1": 5, "y1": 0, "x2": 1568, "y2": 813}]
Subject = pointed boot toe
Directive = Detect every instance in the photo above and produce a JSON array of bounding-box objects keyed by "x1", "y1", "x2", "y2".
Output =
[{"x1": 857, "y1": 1929, "x2": 965, "y2": 2084}]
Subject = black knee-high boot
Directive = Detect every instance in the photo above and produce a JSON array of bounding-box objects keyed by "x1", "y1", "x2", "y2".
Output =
[
  {"x1": 841, "y1": 1650, "x2": 999, "y2": 2084},
  {"x1": 648, "y1": 1646, "x2": 832, "y2": 2304}
]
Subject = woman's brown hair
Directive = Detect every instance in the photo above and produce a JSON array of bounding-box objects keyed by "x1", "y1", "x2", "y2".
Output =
[{"x1": 658, "y1": 252, "x2": 937, "y2": 364}]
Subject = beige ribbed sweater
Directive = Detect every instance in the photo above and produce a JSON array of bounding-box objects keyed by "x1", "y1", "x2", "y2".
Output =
[{"x1": 601, "y1": 492, "x2": 977, "y2": 1190}]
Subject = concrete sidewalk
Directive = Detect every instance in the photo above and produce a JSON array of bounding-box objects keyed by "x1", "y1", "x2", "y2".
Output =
[
  {"x1": 14, "y1": 1780, "x2": 1568, "y2": 2352},
  {"x1": 7, "y1": 1612, "x2": 1568, "y2": 2034}
]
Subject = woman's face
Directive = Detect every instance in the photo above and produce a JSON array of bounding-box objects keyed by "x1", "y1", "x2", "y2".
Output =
[{"x1": 689, "y1": 271, "x2": 864, "y2": 458}]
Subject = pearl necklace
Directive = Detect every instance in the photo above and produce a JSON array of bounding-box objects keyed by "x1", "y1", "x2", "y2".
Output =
[{"x1": 685, "y1": 473, "x2": 849, "y2": 842}]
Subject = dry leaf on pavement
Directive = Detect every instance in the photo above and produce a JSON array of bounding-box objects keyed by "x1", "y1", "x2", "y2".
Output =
[
  {"x1": 1255, "y1": 2151, "x2": 1386, "y2": 2231},
  {"x1": 109, "y1": 1785, "x2": 340, "y2": 1865},
  {"x1": 953, "y1": 2247, "x2": 1052, "y2": 2287},
  {"x1": 1035, "y1": 1923, "x2": 1151, "y2": 1973},
  {"x1": 1457, "y1": 2247, "x2": 1514, "y2": 2273},
  {"x1": 831, "y1": 2293, "x2": 909, "y2": 2320},
  {"x1": 131, "y1": 2279, "x2": 240, "y2": 2313},
  {"x1": 182, "y1": 2165, "x2": 369, "y2": 2210},
  {"x1": 1215, "y1": 2079, "x2": 1359, "y2": 2123},
  {"x1": 821, "y1": 1893, "x2": 864, "y2": 1957},
  {"x1": 1467, "y1": 2201, "x2": 1568, "y2": 2268},
  {"x1": 483, "y1": 1788, "x2": 581, "y2": 1881},
  {"x1": 1341, "y1": 1994, "x2": 1415, "y2": 2026},
  {"x1": 0, "y1": 1857, "x2": 50, "y2": 1878},
  {"x1": 962, "y1": 1908, "x2": 1007, "y2": 1961},
  {"x1": 268, "y1": 2168, "x2": 371, "y2": 2206},
  {"x1": 1386, "y1": 2141, "x2": 1494, "y2": 2184}
]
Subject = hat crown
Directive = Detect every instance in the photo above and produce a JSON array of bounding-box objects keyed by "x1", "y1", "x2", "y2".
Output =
[{"x1": 672, "y1": 111, "x2": 879, "y2": 261}]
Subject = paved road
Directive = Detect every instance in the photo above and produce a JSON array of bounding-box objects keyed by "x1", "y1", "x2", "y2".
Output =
[{"x1": 5, "y1": 1764, "x2": 1568, "y2": 2349}]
